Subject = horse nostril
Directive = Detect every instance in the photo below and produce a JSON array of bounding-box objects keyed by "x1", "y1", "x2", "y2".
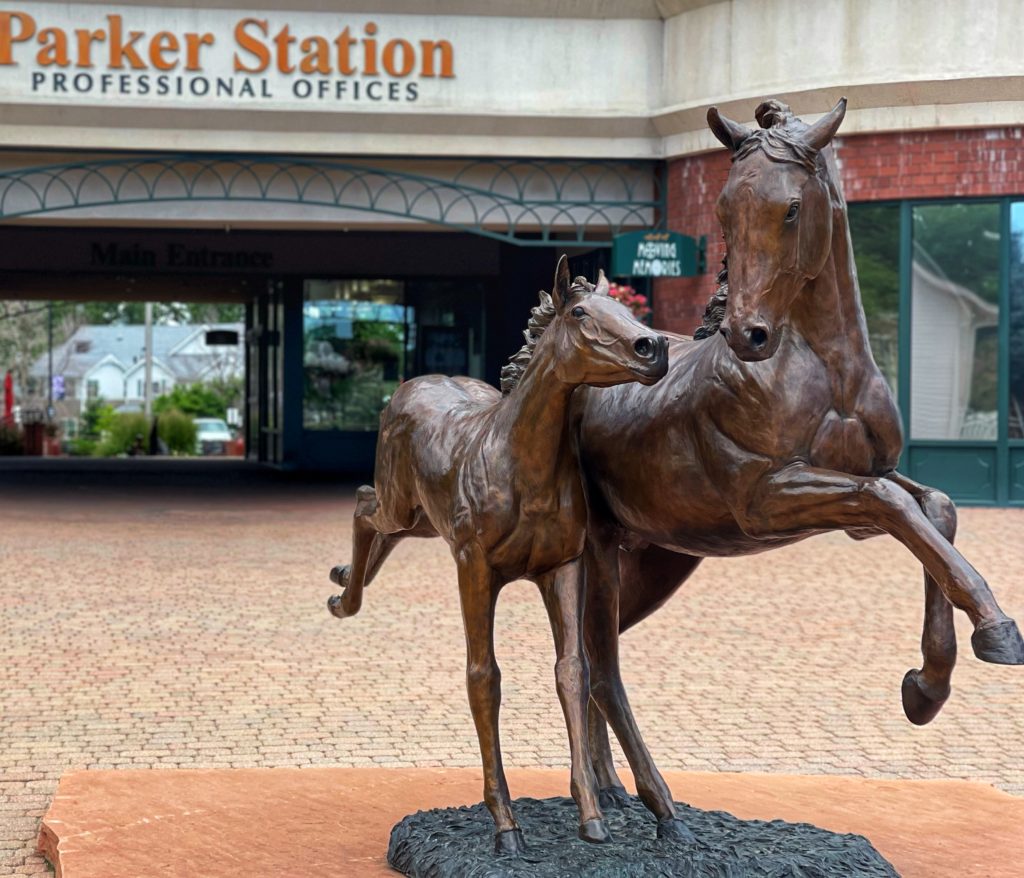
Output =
[
  {"x1": 634, "y1": 337, "x2": 654, "y2": 357},
  {"x1": 748, "y1": 327, "x2": 769, "y2": 349}
]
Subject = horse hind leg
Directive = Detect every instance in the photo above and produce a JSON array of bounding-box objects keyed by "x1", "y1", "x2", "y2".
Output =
[{"x1": 328, "y1": 485, "x2": 387, "y2": 619}]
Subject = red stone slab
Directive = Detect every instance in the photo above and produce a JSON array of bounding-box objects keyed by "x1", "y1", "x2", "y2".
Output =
[{"x1": 38, "y1": 768, "x2": 1022, "y2": 878}]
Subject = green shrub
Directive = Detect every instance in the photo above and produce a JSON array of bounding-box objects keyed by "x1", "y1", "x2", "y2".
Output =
[
  {"x1": 95, "y1": 412, "x2": 148, "y2": 456},
  {"x1": 67, "y1": 437, "x2": 97, "y2": 457},
  {"x1": 154, "y1": 379, "x2": 241, "y2": 419},
  {"x1": 157, "y1": 409, "x2": 197, "y2": 455},
  {"x1": 0, "y1": 421, "x2": 23, "y2": 455}
]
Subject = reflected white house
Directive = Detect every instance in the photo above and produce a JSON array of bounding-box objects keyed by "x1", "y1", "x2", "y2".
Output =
[{"x1": 911, "y1": 259, "x2": 998, "y2": 440}]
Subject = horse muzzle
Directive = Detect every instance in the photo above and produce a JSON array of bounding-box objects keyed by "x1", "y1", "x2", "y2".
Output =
[
  {"x1": 719, "y1": 321, "x2": 780, "y2": 362},
  {"x1": 632, "y1": 334, "x2": 669, "y2": 383}
]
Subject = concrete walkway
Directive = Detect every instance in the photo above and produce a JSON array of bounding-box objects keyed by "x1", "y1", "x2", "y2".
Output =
[{"x1": 1, "y1": 483, "x2": 1022, "y2": 875}]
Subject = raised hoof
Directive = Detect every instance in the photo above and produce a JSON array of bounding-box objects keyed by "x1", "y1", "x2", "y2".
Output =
[
  {"x1": 578, "y1": 818, "x2": 612, "y2": 844},
  {"x1": 598, "y1": 785, "x2": 631, "y2": 810},
  {"x1": 657, "y1": 817, "x2": 696, "y2": 844},
  {"x1": 493, "y1": 828, "x2": 526, "y2": 856},
  {"x1": 329, "y1": 564, "x2": 350, "y2": 587},
  {"x1": 901, "y1": 669, "x2": 950, "y2": 726},
  {"x1": 971, "y1": 619, "x2": 1024, "y2": 665},
  {"x1": 326, "y1": 593, "x2": 351, "y2": 619}
]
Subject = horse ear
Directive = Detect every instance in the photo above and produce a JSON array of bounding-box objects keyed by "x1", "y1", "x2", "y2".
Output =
[
  {"x1": 707, "y1": 106, "x2": 753, "y2": 151},
  {"x1": 550, "y1": 254, "x2": 572, "y2": 312},
  {"x1": 802, "y1": 97, "x2": 847, "y2": 151},
  {"x1": 594, "y1": 269, "x2": 610, "y2": 296}
]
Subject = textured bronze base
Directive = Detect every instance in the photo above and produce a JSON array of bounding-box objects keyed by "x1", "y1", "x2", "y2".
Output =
[{"x1": 388, "y1": 794, "x2": 898, "y2": 878}]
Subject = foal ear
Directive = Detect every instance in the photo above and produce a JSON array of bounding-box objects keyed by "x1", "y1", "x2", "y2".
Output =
[
  {"x1": 707, "y1": 106, "x2": 753, "y2": 152},
  {"x1": 594, "y1": 269, "x2": 610, "y2": 297},
  {"x1": 550, "y1": 254, "x2": 572, "y2": 312},
  {"x1": 802, "y1": 97, "x2": 847, "y2": 151}
]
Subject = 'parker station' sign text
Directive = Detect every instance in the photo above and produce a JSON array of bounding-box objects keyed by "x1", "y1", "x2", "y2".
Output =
[
  {"x1": 0, "y1": 6, "x2": 454, "y2": 106},
  {"x1": 611, "y1": 231, "x2": 704, "y2": 278}
]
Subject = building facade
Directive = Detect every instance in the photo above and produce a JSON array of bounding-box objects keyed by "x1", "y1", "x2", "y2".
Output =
[{"x1": 1, "y1": 0, "x2": 1022, "y2": 501}]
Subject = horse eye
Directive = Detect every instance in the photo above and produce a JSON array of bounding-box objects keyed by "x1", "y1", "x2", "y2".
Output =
[
  {"x1": 785, "y1": 202, "x2": 800, "y2": 222},
  {"x1": 571, "y1": 306, "x2": 586, "y2": 319}
]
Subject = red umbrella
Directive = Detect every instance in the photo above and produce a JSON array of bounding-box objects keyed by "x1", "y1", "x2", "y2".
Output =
[{"x1": 3, "y1": 371, "x2": 13, "y2": 423}]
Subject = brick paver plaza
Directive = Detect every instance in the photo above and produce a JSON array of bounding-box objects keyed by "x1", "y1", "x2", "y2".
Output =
[{"x1": 2, "y1": 485, "x2": 1022, "y2": 875}]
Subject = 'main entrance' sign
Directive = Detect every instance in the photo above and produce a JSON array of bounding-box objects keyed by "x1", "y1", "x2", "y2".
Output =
[{"x1": 611, "y1": 231, "x2": 704, "y2": 278}]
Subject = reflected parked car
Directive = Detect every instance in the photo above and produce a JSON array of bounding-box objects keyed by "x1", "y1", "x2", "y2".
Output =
[{"x1": 194, "y1": 418, "x2": 233, "y2": 456}]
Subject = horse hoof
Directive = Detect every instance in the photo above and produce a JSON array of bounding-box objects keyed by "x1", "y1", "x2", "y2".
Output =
[
  {"x1": 971, "y1": 619, "x2": 1024, "y2": 665},
  {"x1": 901, "y1": 669, "x2": 949, "y2": 726},
  {"x1": 329, "y1": 564, "x2": 350, "y2": 587},
  {"x1": 578, "y1": 818, "x2": 612, "y2": 844},
  {"x1": 493, "y1": 828, "x2": 526, "y2": 856},
  {"x1": 327, "y1": 594, "x2": 351, "y2": 618},
  {"x1": 598, "y1": 785, "x2": 631, "y2": 810},
  {"x1": 657, "y1": 817, "x2": 696, "y2": 844}
]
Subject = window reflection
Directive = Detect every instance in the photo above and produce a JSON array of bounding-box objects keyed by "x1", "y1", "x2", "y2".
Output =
[
  {"x1": 303, "y1": 279, "x2": 410, "y2": 431},
  {"x1": 1009, "y1": 203, "x2": 1024, "y2": 438},
  {"x1": 910, "y1": 203, "x2": 1000, "y2": 441},
  {"x1": 849, "y1": 204, "x2": 900, "y2": 396}
]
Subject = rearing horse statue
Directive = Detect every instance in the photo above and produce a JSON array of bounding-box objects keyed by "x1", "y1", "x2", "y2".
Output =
[
  {"x1": 327, "y1": 256, "x2": 669, "y2": 852},
  {"x1": 573, "y1": 99, "x2": 1024, "y2": 837}
]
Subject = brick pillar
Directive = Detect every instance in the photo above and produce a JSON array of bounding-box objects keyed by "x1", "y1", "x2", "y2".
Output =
[{"x1": 654, "y1": 149, "x2": 730, "y2": 336}]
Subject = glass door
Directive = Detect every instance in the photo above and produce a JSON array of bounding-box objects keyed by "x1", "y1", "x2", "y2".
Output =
[{"x1": 245, "y1": 280, "x2": 284, "y2": 463}]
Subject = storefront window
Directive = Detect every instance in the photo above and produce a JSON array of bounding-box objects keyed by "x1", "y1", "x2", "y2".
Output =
[
  {"x1": 1009, "y1": 202, "x2": 1024, "y2": 439},
  {"x1": 848, "y1": 204, "x2": 900, "y2": 396},
  {"x1": 303, "y1": 279, "x2": 410, "y2": 431},
  {"x1": 910, "y1": 202, "x2": 1000, "y2": 440}
]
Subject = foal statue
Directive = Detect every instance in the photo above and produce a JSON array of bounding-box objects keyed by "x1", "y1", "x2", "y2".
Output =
[
  {"x1": 327, "y1": 256, "x2": 669, "y2": 852},
  {"x1": 572, "y1": 98, "x2": 1024, "y2": 839}
]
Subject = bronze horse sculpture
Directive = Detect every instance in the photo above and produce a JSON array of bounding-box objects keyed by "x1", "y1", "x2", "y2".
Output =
[
  {"x1": 327, "y1": 256, "x2": 669, "y2": 852},
  {"x1": 572, "y1": 98, "x2": 1024, "y2": 837}
]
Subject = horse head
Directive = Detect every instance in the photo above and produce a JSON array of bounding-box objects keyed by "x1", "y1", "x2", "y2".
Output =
[{"x1": 707, "y1": 98, "x2": 847, "y2": 361}]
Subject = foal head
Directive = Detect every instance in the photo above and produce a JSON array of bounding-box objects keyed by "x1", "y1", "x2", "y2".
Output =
[
  {"x1": 708, "y1": 98, "x2": 847, "y2": 361},
  {"x1": 500, "y1": 255, "x2": 668, "y2": 394}
]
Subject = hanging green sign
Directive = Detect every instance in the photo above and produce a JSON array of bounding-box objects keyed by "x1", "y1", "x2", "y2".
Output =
[{"x1": 611, "y1": 231, "x2": 704, "y2": 278}]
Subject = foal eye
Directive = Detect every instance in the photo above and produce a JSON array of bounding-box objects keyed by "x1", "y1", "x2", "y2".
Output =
[
  {"x1": 571, "y1": 306, "x2": 586, "y2": 319},
  {"x1": 785, "y1": 202, "x2": 800, "y2": 222}
]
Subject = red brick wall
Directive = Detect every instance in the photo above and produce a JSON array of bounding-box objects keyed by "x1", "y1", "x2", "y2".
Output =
[{"x1": 654, "y1": 127, "x2": 1024, "y2": 335}]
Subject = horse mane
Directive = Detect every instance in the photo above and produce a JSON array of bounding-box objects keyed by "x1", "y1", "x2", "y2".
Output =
[
  {"x1": 694, "y1": 100, "x2": 831, "y2": 339},
  {"x1": 500, "y1": 277, "x2": 594, "y2": 395}
]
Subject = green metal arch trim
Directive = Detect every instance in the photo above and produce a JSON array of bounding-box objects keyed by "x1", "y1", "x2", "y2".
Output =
[{"x1": 0, "y1": 154, "x2": 662, "y2": 247}]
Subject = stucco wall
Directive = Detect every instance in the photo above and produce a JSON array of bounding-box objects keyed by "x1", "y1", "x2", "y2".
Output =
[{"x1": 1, "y1": 0, "x2": 1022, "y2": 158}]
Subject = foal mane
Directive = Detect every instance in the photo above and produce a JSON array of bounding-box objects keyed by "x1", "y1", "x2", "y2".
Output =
[
  {"x1": 500, "y1": 277, "x2": 594, "y2": 395},
  {"x1": 694, "y1": 100, "x2": 833, "y2": 339}
]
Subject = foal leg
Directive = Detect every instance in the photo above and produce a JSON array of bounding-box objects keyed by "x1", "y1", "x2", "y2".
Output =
[
  {"x1": 456, "y1": 548, "x2": 523, "y2": 855},
  {"x1": 584, "y1": 529, "x2": 695, "y2": 842},
  {"x1": 328, "y1": 485, "x2": 383, "y2": 618},
  {"x1": 887, "y1": 472, "x2": 958, "y2": 725},
  {"x1": 537, "y1": 560, "x2": 609, "y2": 843}
]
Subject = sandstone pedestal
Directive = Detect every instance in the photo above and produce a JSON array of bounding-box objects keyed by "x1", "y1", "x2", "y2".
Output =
[{"x1": 38, "y1": 768, "x2": 1023, "y2": 878}]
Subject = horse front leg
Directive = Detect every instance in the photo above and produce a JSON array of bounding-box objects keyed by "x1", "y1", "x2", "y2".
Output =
[
  {"x1": 885, "y1": 472, "x2": 958, "y2": 725},
  {"x1": 739, "y1": 465, "x2": 1024, "y2": 665},
  {"x1": 537, "y1": 560, "x2": 609, "y2": 843},
  {"x1": 455, "y1": 548, "x2": 523, "y2": 855}
]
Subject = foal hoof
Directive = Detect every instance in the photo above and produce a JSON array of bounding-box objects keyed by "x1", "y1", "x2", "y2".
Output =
[
  {"x1": 971, "y1": 619, "x2": 1024, "y2": 665},
  {"x1": 578, "y1": 818, "x2": 612, "y2": 844},
  {"x1": 598, "y1": 785, "x2": 631, "y2": 810},
  {"x1": 657, "y1": 817, "x2": 696, "y2": 844},
  {"x1": 493, "y1": 828, "x2": 526, "y2": 856},
  {"x1": 327, "y1": 593, "x2": 352, "y2": 619},
  {"x1": 329, "y1": 564, "x2": 350, "y2": 587},
  {"x1": 901, "y1": 669, "x2": 949, "y2": 726}
]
